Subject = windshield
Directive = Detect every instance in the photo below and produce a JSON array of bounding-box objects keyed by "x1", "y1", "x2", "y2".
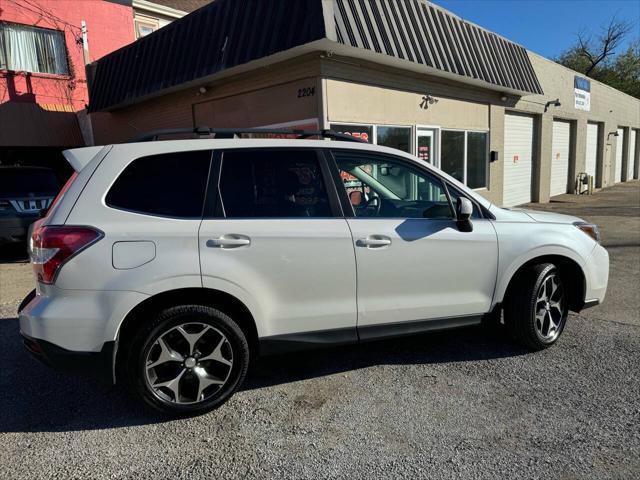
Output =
[{"x1": 0, "y1": 169, "x2": 60, "y2": 195}]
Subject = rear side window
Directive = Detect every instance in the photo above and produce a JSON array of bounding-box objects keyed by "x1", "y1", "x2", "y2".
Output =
[
  {"x1": 218, "y1": 149, "x2": 331, "y2": 218},
  {"x1": 106, "y1": 150, "x2": 211, "y2": 218}
]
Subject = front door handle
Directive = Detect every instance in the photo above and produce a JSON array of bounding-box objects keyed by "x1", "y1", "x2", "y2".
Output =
[
  {"x1": 356, "y1": 235, "x2": 392, "y2": 248},
  {"x1": 206, "y1": 235, "x2": 251, "y2": 249}
]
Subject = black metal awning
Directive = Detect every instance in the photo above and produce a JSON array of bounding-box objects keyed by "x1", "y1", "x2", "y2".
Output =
[
  {"x1": 88, "y1": 0, "x2": 543, "y2": 112},
  {"x1": 334, "y1": 0, "x2": 543, "y2": 96}
]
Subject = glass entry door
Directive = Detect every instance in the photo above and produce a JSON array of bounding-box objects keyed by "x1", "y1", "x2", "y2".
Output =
[{"x1": 416, "y1": 127, "x2": 439, "y2": 167}]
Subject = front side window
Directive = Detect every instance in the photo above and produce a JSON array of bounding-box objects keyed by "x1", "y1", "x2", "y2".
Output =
[
  {"x1": 0, "y1": 23, "x2": 68, "y2": 75},
  {"x1": 106, "y1": 150, "x2": 212, "y2": 218},
  {"x1": 218, "y1": 149, "x2": 332, "y2": 218},
  {"x1": 332, "y1": 151, "x2": 453, "y2": 219},
  {"x1": 441, "y1": 130, "x2": 488, "y2": 189}
]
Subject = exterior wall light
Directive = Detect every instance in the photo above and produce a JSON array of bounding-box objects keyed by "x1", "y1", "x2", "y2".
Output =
[
  {"x1": 544, "y1": 98, "x2": 561, "y2": 112},
  {"x1": 607, "y1": 131, "x2": 619, "y2": 138}
]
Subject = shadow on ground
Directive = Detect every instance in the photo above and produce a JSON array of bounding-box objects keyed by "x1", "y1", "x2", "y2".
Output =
[{"x1": 0, "y1": 314, "x2": 528, "y2": 434}]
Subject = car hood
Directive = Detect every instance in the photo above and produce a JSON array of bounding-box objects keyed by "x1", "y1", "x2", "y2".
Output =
[{"x1": 515, "y1": 209, "x2": 584, "y2": 224}]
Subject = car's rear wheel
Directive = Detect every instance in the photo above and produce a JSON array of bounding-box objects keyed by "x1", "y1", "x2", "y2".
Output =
[
  {"x1": 505, "y1": 263, "x2": 568, "y2": 350},
  {"x1": 127, "y1": 305, "x2": 249, "y2": 415}
]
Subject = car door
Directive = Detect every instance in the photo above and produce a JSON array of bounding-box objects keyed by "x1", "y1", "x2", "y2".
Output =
[
  {"x1": 328, "y1": 149, "x2": 498, "y2": 339},
  {"x1": 198, "y1": 147, "x2": 357, "y2": 344}
]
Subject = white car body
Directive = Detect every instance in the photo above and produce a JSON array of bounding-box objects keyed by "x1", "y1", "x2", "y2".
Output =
[{"x1": 19, "y1": 138, "x2": 609, "y2": 384}]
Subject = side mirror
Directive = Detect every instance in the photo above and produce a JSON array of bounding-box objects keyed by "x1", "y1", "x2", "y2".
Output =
[{"x1": 456, "y1": 197, "x2": 473, "y2": 232}]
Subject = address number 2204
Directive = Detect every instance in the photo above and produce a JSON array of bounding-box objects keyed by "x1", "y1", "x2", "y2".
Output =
[{"x1": 297, "y1": 87, "x2": 315, "y2": 98}]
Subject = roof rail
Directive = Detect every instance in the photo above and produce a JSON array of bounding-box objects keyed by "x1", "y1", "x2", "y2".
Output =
[{"x1": 129, "y1": 127, "x2": 367, "y2": 143}]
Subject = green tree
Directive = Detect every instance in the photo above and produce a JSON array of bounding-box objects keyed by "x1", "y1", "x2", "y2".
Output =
[{"x1": 556, "y1": 17, "x2": 640, "y2": 98}]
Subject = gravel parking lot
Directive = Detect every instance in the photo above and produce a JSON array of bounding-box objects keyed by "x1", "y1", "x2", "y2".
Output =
[{"x1": 1, "y1": 182, "x2": 638, "y2": 479}]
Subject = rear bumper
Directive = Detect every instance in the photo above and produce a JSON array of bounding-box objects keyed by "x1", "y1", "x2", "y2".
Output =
[
  {"x1": 18, "y1": 287, "x2": 147, "y2": 385},
  {"x1": 21, "y1": 332, "x2": 115, "y2": 384}
]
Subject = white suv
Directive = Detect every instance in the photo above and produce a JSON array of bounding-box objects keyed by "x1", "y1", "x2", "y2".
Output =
[{"x1": 19, "y1": 129, "x2": 609, "y2": 415}]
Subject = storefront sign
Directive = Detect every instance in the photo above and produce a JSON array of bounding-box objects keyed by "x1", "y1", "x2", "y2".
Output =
[
  {"x1": 329, "y1": 124, "x2": 373, "y2": 143},
  {"x1": 574, "y1": 76, "x2": 591, "y2": 112}
]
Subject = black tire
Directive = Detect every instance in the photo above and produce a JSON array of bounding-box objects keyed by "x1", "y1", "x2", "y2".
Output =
[
  {"x1": 126, "y1": 305, "x2": 249, "y2": 415},
  {"x1": 504, "y1": 263, "x2": 568, "y2": 350}
]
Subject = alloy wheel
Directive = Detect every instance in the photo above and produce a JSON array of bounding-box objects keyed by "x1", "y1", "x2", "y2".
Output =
[
  {"x1": 144, "y1": 322, "x2": 234, "y2": 405},
  {"x1": 534, "y1": 274, "x2": 566, "y2": 342}
]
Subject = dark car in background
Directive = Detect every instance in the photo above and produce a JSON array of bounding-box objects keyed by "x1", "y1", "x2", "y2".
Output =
[{"x1": 0, "y1": 166, "x2": 61, "y2": 248}]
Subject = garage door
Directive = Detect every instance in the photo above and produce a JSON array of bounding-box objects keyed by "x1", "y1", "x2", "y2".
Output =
[
  {"x1": 504, "y1": 113, "x2": 534, "y2": 207},
  {"x1": 585, "y1": 122, "x2": 598, "y2": 179},
  {"x1": 615, "y1": 128, "x2": 623, "y2": 183},
  {"x1": 550, "y1": 120, "x2": 571, "y2": 196},
  {"x1": 628, "y1": 130, "x2": 637, "y2": 180}
]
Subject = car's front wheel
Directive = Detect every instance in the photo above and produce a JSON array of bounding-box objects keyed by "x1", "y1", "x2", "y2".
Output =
[
  {"x1": 505, "y1": 263, "x2": 568, "y2": 350},
  {"x1": 127, "y1": 305, "x2": 249, "y2": 415}
]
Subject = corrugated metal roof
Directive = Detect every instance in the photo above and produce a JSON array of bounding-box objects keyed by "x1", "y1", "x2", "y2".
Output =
[
  {"x1": 148, "y1": 0, "x2": 213, "y2": 12},
  {"x1": 333, "y1": 0, "x2": 542, "y2": 95},
  {"x1": 89, "y1": 0, "x2": 326, "y2": 112},
  {"x1": 88, "y1": 0, "x2": 543, "y2": 112}
]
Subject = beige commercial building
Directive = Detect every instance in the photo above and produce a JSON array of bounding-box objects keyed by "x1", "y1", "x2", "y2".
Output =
[{"x1": 89, "y1": 0, "x2": 640, "y2": 207}]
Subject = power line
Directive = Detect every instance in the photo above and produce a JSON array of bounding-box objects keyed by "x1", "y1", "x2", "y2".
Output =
[{"x1": 5, "y1": 0, "x2": 83, "y2": 34}]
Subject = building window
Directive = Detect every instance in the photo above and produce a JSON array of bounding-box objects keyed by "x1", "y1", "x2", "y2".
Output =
[
  {"x1": 376, "y1": 126, "x2": 412, "y2": 154},
  {"x1": 135, "y1": 17, "x2": 160, "y2": 38},
  {"x1": 0, "y1": 23, "x2": 68, "y2": 75},
  {"x1": 441, "y1": 130, "x2": 488, "y2": 189},
  {"x1": 330, "y1": 124, "x2": 373, "y2": 143}
]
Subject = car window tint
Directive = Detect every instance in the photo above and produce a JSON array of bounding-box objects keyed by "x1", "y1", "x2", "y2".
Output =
[
  {"x1": 106, "y1": 150, "x2": 211, "y2": 218},
  {"x1": 332, "y1": 151, "x2": 454, "y2": 219},
  {"x1": 219, "y1": 149, "x2": 331, "y2": 218}
]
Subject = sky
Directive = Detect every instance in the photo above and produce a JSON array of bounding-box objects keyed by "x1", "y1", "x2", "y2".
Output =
[{"x1": 433, "y1": 0, "x2": 640, "y2": 59}]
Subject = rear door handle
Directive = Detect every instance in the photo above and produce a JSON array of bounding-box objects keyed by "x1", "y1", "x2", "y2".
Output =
[
  {"x1": 356, "y1": 235, "x2": 392, "y2": 248},
  {"x1": 206, "y1": 235, "x2": 251, "y2": 249}
]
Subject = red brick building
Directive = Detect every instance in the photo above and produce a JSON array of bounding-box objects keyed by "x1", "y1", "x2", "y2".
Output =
[{"x1": 0, "y1": 0, "x2": 135, "y2": 174}]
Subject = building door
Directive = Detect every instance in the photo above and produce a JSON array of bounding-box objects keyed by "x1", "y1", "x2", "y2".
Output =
[
  {"x1": 615, "y1": 128, "x2": 624, "y2": 183},
  {"x1": 604, "y1": 144, "x2": 611, "y2": 185},
  {"x1": 504, "y1": 112, "x2": 535, "y2": 207},
  {"x1": 585, "y1": 122, "x2": 599, "y2": 181},
  {"x1": 628, "y1": 130, "x2": 637, "y2": 180},
  {"x1": 550, "y1": 120, "x2": 571, "y2": 196},
  {"x1": 416, "y1": 127, "x2": 439, "y2": 166}
]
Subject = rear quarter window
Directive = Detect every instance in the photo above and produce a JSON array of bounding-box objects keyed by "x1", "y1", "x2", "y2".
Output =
[{"x1": 106, "y1": 150, "x2": 212, "y2": 218}]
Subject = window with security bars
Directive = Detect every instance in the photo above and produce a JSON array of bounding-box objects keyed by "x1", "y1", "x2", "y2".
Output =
[{"x1": 0, "y1": 22, "x2": 69, "y2": 75}]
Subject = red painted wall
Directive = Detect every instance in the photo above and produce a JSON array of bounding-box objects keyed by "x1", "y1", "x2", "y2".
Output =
[{"x1": 0, "y1": 0, "x2": 135, "y2": 112}]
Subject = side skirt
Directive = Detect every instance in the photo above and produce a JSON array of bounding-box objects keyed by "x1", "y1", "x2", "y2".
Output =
[{"x1": 259, "y1": 315, "x2": 482, "y2": 356}]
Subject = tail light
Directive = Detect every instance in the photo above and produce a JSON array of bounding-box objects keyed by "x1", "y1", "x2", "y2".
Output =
[{"x1": 31, "y1": 226, "x2": 103, "y2": 284}]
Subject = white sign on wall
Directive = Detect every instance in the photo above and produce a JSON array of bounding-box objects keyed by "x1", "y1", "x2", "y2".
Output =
[{"x1": 574, "y1": 76, "x2": 591, "y2": 111}]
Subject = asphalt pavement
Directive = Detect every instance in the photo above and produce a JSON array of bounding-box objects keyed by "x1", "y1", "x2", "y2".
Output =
[{"x1": 0, "y1": 181, "x2": 638, "y2": 479}]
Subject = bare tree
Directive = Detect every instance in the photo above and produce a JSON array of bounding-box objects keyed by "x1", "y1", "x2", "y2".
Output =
[{"x1": 576, "y1": 17, "x2": 633, "y2": 76}]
